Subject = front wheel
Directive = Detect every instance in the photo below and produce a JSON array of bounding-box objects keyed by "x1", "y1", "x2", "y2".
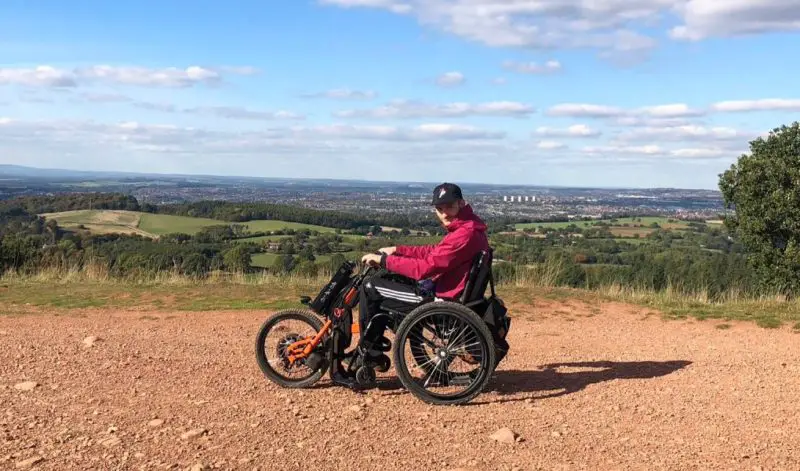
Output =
[
  {"x1": 393, "y1": 301, "x2": 496, "y2": 406},
  {"x1": 255, "y1": 309, "x2": 329, "y2": 388}
]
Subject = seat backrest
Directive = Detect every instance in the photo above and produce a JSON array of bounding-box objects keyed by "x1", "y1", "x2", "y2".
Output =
[{"x1": 459, "y1": 248, "x2": 494, "y2": 305}]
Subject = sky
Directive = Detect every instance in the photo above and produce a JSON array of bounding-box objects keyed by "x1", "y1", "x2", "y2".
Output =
[{"x1": 1, "y1": 1, "x2": 799, "y2": 190}]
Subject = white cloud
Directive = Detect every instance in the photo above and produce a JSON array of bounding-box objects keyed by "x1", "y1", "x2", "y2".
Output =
[
  {"x1": 301, "y1": 88, "x2": 378, "y2": 100},
  {"x1": 710, "y1": 99, "x2": 800, "y2": 112},
  {"x1": 582, "y1": 144, "x2": 731, "y2": 160},
  {"x1": 616, "y1": 125, "x2": 746, "y2": 141},
  {"x1": 535, "y1": 124, "x2": 601, "y2": 137},
  {"x1": 0, "y1": 66, "x2": 77, "y2": 87},
  {"x1": 537, "y1": 140, "x2": 567, "y2": 150},
  {"x1": 335, "y1": 99, "x2": 535, "y2": 119},
  {"x1": 184, "y1": 106, "x2": 305, "y2": 121},
  {"x1": 502, "y1": 60, "x2": 561, "y2": 74},
  {"x1": 0, "y1": 65, "x2": 258, "y2": 88},
  {"x1": 319, "y1": 0, "x2": 412, "y2": 14},
  {"x1": 547, "y1": 103, "x2": 625, "y2": 118},
  {"x1": 321, "y1": 0, "x2": 799, "y2": 60},
  {"x1": 302, "y1": 123, "x2": 504, "y2": 140},
  {"x1": 0, "y1": 118, "x2": 504, "y2": 155},
  {"x1": 491, "y1": 77, "x2": 507, "y2": 85},
  {"x1": 77, "y1": 65, "x2": 222, "y2": 87},
  {"x1": 435, "y1": 71, "x2": 465, "y2": 87},
  {"x1": 78, "y1": 93, "x2": 131, "y2": 103},
  {"x1": 583, "y1": 144, "x2": 665, "y2": 155},
  {"x1": 639, "y1": 103, "x2": 704, "y2": 118},
  {"x1": 669, "y1": 147, "x2": 728, "y2": 158},
  {"x1": 670, "y1": 1, "x2": 800, "y2": 41},
  {"x1": 547, "y1": 102, "x2": 705, "y2": 119},
  {"x1": 133, "y1": 102, "x2": 178, "y2": 113},
  {"x1": 319, "y1": 0, "x2": 667, "y2": 58}
]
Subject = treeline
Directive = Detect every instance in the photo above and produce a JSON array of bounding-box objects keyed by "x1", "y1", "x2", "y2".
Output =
[
  {"x1": 149, "y1": 200, "x2": 446, "y2": 233},
  {"x1": 0, "y1": 193, "x2": 141, "y2": 214},
  {"x1": 488, "y1": 224, "x2": 757, "y2": 299}
]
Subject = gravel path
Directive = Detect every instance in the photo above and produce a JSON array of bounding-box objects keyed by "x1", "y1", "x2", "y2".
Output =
[{"x1": 2, "y1": 300, "x2": 800, "y2": 470}]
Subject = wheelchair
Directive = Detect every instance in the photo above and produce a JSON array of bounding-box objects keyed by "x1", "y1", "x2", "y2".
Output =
[{"x1": 254, "y1": 249, "x2": 511, "y2": 405}]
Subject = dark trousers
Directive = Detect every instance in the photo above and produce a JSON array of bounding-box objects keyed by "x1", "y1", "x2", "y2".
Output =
[{"x1": 358, "y1": 272, "x2": 430, "y2": 347}]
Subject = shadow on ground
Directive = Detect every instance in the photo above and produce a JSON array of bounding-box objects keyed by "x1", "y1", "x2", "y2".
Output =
[
  {"x1": 481, "y1": 360, "x2": 692, "y2": 403},
  {"x1": 314, "y1": 360, "x2": 692, "y2": 405}
]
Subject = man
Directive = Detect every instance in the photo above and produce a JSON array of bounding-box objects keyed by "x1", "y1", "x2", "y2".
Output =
[{"x1": 347, "y1": 182, "x2": 490, "y2": 377}]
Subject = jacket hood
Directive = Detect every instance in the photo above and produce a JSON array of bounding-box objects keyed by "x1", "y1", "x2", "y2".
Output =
[{"x1": 446, "y1": 204, "x2": 487, "y2": 233}]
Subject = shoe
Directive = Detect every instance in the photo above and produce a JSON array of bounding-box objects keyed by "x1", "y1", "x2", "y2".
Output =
[{"x1": 331, "y1": 371, "x2": 359, "y2": 390}]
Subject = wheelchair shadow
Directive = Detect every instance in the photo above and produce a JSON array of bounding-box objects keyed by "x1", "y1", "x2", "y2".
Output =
[
  {"x1": 478, "y1": 360, "x2": 692, "y2": 404},
  {"x1": 317, "y1": 360, "x2": 692, "y2": 404}
]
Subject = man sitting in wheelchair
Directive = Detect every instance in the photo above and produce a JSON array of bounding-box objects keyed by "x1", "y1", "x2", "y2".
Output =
[{"x1": 333, "y1": 182, "x2": 491, "y2": 388}]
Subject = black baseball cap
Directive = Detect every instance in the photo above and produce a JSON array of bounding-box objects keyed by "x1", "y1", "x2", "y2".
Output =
[{"x1": 431, "y1": 182, "x2": 463, "y2": 205}]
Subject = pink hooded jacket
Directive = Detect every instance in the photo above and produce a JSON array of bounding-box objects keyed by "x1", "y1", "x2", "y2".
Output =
[{"x1": 384, "y1": 204, "x2": 489, "y2": 300}]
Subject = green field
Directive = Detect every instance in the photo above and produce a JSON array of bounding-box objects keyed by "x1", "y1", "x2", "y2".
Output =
[
  {"x1": 136, "y1": 213, "x2": 229, "y2": 235},
  {"x1": 251, "y1": 251, "x2": 361, "y2": 268},
  {"x1": 42, "y1": 210, "x2": 339, "y2": 238}
]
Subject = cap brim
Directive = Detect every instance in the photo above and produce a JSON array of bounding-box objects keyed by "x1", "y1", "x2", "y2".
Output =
[{"x1": 431, "y1": 196, "x2": 459, "y2": 205}]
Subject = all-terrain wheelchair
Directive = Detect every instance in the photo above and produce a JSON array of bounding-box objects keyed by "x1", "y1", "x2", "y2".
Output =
[{"x1": 255, "y1": 249, "x2": 511, "y2": 405}]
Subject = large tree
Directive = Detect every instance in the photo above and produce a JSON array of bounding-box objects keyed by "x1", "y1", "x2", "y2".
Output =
[{"x1": 718, "y1": 121, "x2": 800, "y2": 296}]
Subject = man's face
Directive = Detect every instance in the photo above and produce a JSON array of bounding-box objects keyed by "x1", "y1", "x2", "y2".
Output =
[{"x1": 434, "y1": 200, "x2": 462, "y2": 227}]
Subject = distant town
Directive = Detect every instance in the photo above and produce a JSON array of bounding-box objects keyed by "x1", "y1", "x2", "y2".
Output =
[{"x1": 0, "y1": 164, "x2": 725, "y2": 223}]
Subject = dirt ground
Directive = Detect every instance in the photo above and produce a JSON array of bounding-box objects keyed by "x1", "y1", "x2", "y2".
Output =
[{"x1": 2, "y1": 298, "x2": 800, "y2": 471}]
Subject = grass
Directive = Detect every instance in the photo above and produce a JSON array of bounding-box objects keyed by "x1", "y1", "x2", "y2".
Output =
[
  {"x1": 251, "y1": 251, "x2": 361, "y2": 268},
  {"x1": 4, "y1": 263, "x2": 800, "y2": 330}
]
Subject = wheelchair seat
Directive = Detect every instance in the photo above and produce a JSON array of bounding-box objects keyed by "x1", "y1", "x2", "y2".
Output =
[{"x1": 458, "y1": 248, "x2": 495, "y2": 308}]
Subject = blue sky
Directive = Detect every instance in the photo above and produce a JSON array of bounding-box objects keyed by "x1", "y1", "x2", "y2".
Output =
[{"x1": 1, "y1": 0, "x2": 799, "y2": 189}]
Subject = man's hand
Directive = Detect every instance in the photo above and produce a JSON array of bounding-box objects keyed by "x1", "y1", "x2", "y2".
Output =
[
  {"x1": 378, "y1": 247, "x2": 396, "y2": 255},
  {"x1": 361, "y1": 253, "x2": 382, "y2": 267}
]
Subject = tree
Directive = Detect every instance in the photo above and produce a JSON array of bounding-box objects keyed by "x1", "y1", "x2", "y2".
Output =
[
  {"x1": 223, "y1": 245, "x2": 252, "y2": 273},
  {"x1": 718, "y1": 121, "x2": 800, "y2": 296}
]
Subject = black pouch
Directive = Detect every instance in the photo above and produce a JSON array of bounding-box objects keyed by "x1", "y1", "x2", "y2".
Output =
[
  {"x1": 310, "y1": 261, "x2": 355, "y2": 314},
  {"x1": 481, "y1": 295, "x2": 511, "y2": 366}
]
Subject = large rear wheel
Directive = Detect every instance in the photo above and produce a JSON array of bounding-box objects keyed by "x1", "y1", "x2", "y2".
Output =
[
  {"x1": 255, "y1": 309, "x2": 329, "y2": 388},
  {"x1": 393, "y1": 301, "x2": 495, "y2": 405}
]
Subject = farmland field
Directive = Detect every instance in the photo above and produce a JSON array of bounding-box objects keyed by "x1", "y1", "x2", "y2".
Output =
[
  {"x1": 39, "y1": 210, "x2": 153, "y2": 237},
  {"x1": 41, "y1": 210, "x2": 339, "y2": 238},
  {"x1": 251, "y1": 250, "x2": 361, "y2": 268}
]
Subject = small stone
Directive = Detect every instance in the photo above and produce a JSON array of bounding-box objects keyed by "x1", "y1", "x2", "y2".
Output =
[
  {"x1": 348, "y1": 405, "x2": 362, "y2": 413},
  {"x1": 285, "y1": 398, "x2": 293, "y2": 405},
  {"x1": 186, "y1": 465, "x2": 205, "y2": 471},
  {"x1": 365, "y1": 397, "x2": 374, "y2": 405},
  {"x1": 551, "y1": 431, "x2": 561, "y2": 438},
  {"x1": 99, "y1": 435, "x2": 121, "y2": 448},
  {"x1": 148, "y1": 419, "x2": 164, "y2": 428},
  {"x1": 83, "y1": 336, "x2": 101, "y2": 348},
  {"x1": 134, "y1": 453, "x2": 145, "y2": 459},
  {"x1": 15, "y1": 456, "x2": 44, "y2": 468},
  {"x1": 489, "y1": 427, "x2": 517, "y2": 444},
  {"x1": 180, "y1": 429, "x2": 207, "y2": 441},
  {"x1": 274, "y1": 448, "x2": 285, "y2": 455},
  {"x1": 14, "y1": 382, "x2": 38, "y2": 392}
]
